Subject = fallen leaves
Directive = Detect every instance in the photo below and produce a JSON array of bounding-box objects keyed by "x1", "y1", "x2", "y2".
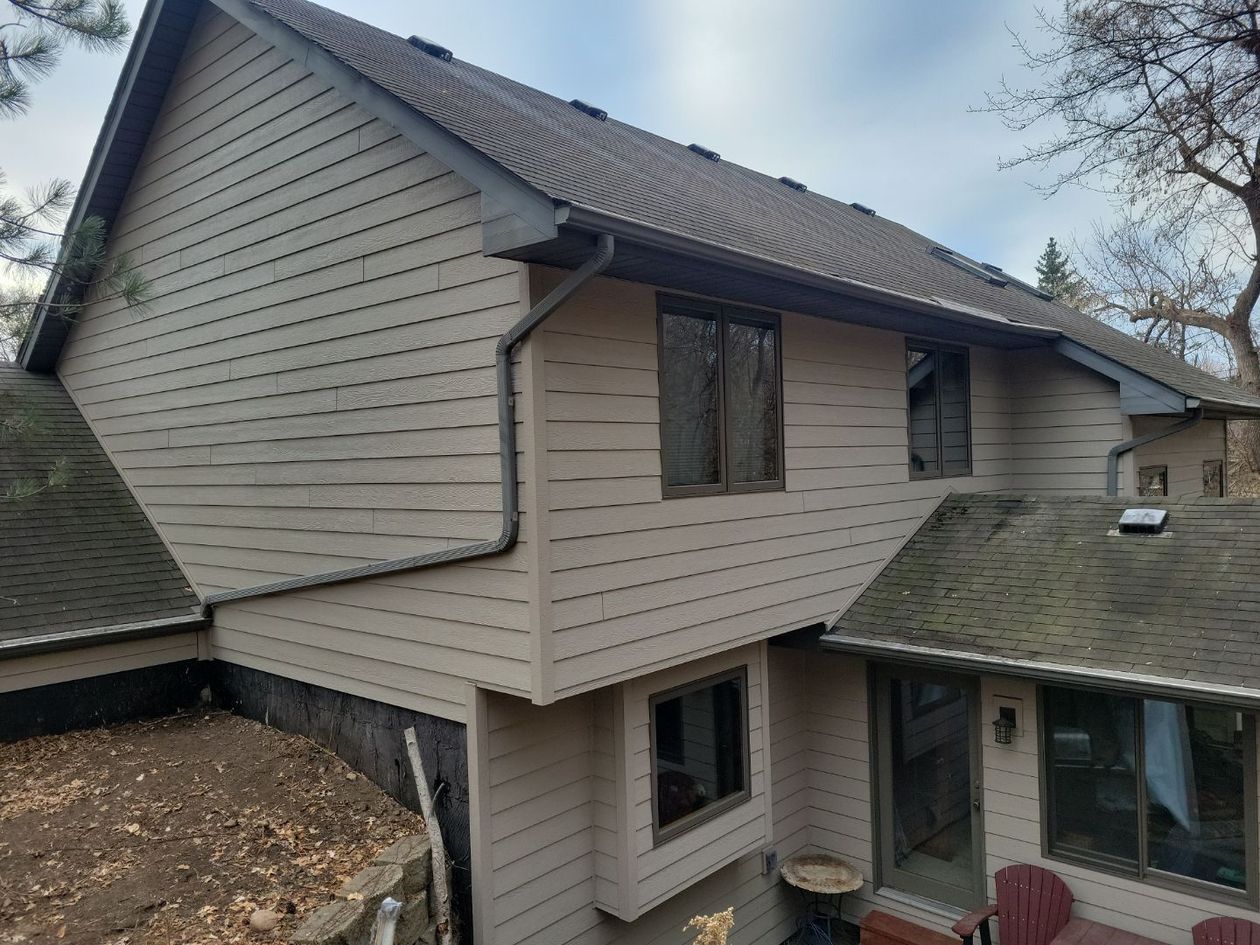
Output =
[{"x1": 0, "y1": 710, "x2": 425, "y2": 945}]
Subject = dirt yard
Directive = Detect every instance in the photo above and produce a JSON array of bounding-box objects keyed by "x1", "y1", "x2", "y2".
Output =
[{"x1": 0, "y1": 710, "x2": 425, "y2": 945}]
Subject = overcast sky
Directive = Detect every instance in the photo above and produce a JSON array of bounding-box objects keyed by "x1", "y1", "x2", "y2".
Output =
[{"x1": 6, "y1": 0, "x2": 1114, "y2": 284}]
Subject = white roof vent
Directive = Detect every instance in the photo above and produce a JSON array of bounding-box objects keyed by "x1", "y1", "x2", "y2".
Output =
[{"x1": 1116, "y1": 508, "x2": 1169, "y2": 535}]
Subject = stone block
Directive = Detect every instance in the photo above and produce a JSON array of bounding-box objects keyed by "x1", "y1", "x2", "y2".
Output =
[
  {"x1": 394, "y1": 890, "x2": 432, "y2": 945},
  {"x1": 291, "y1": 899, "x2": 368, "y2": 945},
  {"x1": 374, "y1": 835, "x2": 432, "y2": 897},
  {"x1": 337, "y1": 863, "x2": 404, "y2": 906}
]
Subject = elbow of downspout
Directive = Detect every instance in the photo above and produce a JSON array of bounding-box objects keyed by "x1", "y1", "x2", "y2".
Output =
[
  {"x1": 493, "y1": 234, "x2": 615, "y2": 551},
  {"x1": 1106, "y1": 406, "x2": 1204, "y2": 497}
]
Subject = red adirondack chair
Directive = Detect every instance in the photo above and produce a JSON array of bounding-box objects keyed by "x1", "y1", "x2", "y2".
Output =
[
  {"x1": 1193, "y1": 918, "x2": 1260, "y2": 945},
  {"x1": 952, "y1": 865, "x2": 1075, "y2": 945}
]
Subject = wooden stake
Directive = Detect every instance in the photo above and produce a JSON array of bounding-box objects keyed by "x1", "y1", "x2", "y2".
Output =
[{"x1": 404, "y1": 726, "x2": 455, "y2": 945}]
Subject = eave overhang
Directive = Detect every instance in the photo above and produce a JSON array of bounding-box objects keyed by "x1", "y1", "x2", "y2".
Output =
[{"x1": 820, "y1": 633, "x2": 1260, "y2": 711}]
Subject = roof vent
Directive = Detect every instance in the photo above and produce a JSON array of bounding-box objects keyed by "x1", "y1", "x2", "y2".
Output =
[
  {"x1": 779, "y1": 176, "x2": 808, "y2": 192},
  {"x1": 408, "y1": 35, "x2": 453, "y2": 61},
  {"x1": 569, "y1": 99, "x2": 608, "y2": 121},
  {"x1": 982, "y1": 262, "x2": 1054, "y2": 301},
  {"x1": 1117, "y1": 508, "x2": 1170, "y2": 535},
  {"x1": 930, "y1": 246, "x2": 1008, "y2": 287},
  {"x1": 850, "y1": 202, "x2": 877, "y2": 216},
  {"x1": 688, "y1": 143, "x2": 721, "y2": 162}
]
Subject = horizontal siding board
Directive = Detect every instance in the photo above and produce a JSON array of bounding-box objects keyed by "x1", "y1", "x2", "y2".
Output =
[{"x1": 55, "y1": 13, "x2": 531, "y2": 708}]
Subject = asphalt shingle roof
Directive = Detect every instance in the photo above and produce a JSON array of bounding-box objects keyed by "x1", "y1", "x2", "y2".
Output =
[
  {"x1": 0, "y1": 363, "x2": 200, "y2": 643},
  {"x1": 242, "y1": 0, "x2": 1260, "y2": 414},
  {"x1": 827, "y1": 493, "x2": 1260, "y2": 690}
]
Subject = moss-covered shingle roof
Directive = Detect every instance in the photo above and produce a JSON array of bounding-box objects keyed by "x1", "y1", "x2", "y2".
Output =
[
  {"x1": 826, "y1": 493, "x2": 1260, "y2": 690},
  {"x1": 0, "y1": 363, "x2": 201, "y2": 645}
]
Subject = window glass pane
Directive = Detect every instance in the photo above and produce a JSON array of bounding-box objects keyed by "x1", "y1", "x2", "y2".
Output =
[
  {"x1": 1203, "y1": 461, "x2": 1224, "y2": 498},
  {"x1": 725, "y1": 318, "x2": 780, "y2": 483},
  {"x1": 653, "y1": 674, "x2": 746, "y2": 831},
  {"x1": 907, "y1": 348, "x2": 939, "y2": 475},
  {"x1": 939, "y1": 349, "x2": 970, "y2": 475},
  {"x1": 887, "y1": 676, "x2": 974, "y2": 890},
  {"x1": 1044, "y1": 687, "x2": 1139, "y2": 867},
  {"x1": 1138, "y1": 466, "x2": 1168, "y2": 497},
  {"x1": 660, "y1": 310, "x2": 721, "y2": 488},
  {"x1": 1144, "y1": 702, "x2": 1247, "y2": 890}
]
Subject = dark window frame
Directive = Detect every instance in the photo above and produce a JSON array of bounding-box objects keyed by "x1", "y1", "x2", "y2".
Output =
[
  {"x1": 1037, "y1": 683, "x2": 1259, "y2": 907},
  {"x1": 656, "y1": 295, "x2": 785, "y2": 498},
  {"x1": 1138, "y1": 464, "x2": 1169, "y2": 497},
  {"x1": 1204, "y1": 459, "x2": 1226, "y2": 498},
  {"x1": 905, "y1": 339, "x2": 973, "y2": 480},
  {"x1": 648, "y1": 666, "x2": 752, "y2": 845}
]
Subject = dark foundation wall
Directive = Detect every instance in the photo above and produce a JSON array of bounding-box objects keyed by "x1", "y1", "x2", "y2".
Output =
[
  {"x1": 209, "y1": 663, "x2": 473, "y2": 937},
  {"x1": 0, "y1": 659, "x2": 209, "y2": 742}
]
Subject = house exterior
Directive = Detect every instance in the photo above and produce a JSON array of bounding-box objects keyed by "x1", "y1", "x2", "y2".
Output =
[{"x1": 9, "y1": 1, "x2": 1260, "y2": 943}]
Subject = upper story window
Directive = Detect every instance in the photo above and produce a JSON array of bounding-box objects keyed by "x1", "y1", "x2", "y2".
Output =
[
  {"x1": 1138, "y1": 465, "x2": 1168, "y2": 497},
  {"x1": 650, "y1": 668, "x2": 750, "y2": 842},
  {"x1": 1042, "y1": 685, "x2": 1254, "y2": 900},
  {"x1": 657, "y1": 297, "x2": 783, "y2": 497},
  {"x1": 1204, "y1": 460, "x2": 1225, "y2": 497},
  {"x1": 907, "y1": 341, "x2": 971, "y2": 478}
]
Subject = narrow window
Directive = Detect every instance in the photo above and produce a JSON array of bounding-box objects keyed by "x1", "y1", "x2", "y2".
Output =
[
  {"x1": 1138, "y1": 465, "x2": 1168, "y2": 497},
  {"x1": 650, "y1": 669, "x2": 750, "y2": 841},
  {"x1": 658, "y1": 298, "x2": 782, "y2": 496},
  {"x1": 907, "y1": 341, "x2": 971, "y2": 478},
  {"x1": 1204, "y1": 460, "x2": 1225, "y2": 497},
  {"x1": 1042, "y1": 685, "x2": 1254, "y2": 899}
]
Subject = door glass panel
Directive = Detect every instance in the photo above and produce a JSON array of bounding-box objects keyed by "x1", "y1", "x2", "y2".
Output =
[{"x1": 884, "y1": 673, "x2": 977, "y2": 903}]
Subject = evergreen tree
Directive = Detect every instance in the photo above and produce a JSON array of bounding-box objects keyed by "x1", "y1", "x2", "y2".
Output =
[
  {"x1": 0, "y1": 0, "x2": 144, "y2": 363},
  {"x1": 1035, "y1": 237, "x2": 1082, "y2": 303},
  {"x1": 1, "y1": 1, "x2": 144, "y2": 502}
]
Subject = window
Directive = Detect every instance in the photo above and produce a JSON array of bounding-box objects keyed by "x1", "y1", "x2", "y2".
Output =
[
  {"x1": 1204, "y1": 460, "x2": 1225, "y2": 498},
  {"x1": 650, "y1": 669, "x2": 750, "y2": 841},
  {"x1": 906, "y1": 341, "x2": 971, "y2": 478},
  {"x1": 1138, "y1": 465, "x2": 1168, "y2": 497},
  {"x1": 1042, "y1": 686, "x2": 1254, "y2": 899},
  {"x1": 658, "y1": 297, "x2": 782, "y2": 496}
]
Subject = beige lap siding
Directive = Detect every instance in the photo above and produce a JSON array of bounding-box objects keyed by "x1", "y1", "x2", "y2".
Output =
[
  {"x1": 537, "y1": 271, "x2": 1014, "y2": 698},
  {"x1": 0, "y1": 634, "x2": 200, "y2": 693},
  {"x1": 54, "y1": 6, "x2": 534, "y2": 709},
  {"x1": 1130, "y1": 417, "x2": 1227, "y2": 498},
  {"x1": 1007, "y1": 349, "x2": 1124, "y2": 494},
  {"x1": 470, "y1": 644, "x2": 811, "y2": 945}
]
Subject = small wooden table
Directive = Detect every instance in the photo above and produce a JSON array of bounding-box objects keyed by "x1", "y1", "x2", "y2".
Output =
[{"x1": 780, "y1": 854, "x2": 863, "y2": 944}]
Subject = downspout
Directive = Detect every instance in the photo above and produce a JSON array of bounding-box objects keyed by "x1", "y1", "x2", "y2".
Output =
[
  {"x1": 205, "y1": 234, "x2": 615, "y2": 607},
  {"x1": 1105, "y1": 406, "x2": 1204, "y2": 496}
]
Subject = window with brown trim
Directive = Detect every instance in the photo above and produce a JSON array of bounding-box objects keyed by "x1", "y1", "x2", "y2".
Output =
[
  {"x1": 907, "y1": 341, "x2": 971, "y2": 479},
  {"x1": 1138, "y1": 465, "x2": 1168, "y2": 497},
  {"x1": 657, "y1": 297, "x2": 783, "y2": 496},
  {"x1": 649, "y1": 669, "x2": 750, "y2": 842},
  {"x1": 1041, "y1": 686, "x2": 1256, "y2": 902},
  {"x1": 1204, "y1": 460, "x2": 1225, "y2": 498}
]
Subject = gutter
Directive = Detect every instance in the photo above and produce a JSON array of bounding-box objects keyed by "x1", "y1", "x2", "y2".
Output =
[
  {"x1": 1106, "y1": 406, "x2": 1204, "y2": 496},
  {"x1": 559, "y1": 204, "x2": 1060, "y2": 341},
  {"x1": 820, "y1": 635, "x2": 1260, "y2": 711},
  {"x1": 0, "y1": 613, "x2": 210, "y2": 660},
  {"x1": 205, "y1": 234, "x2": 616, "y2": 608}
]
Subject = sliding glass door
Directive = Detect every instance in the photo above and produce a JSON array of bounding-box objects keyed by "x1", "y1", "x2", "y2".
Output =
[{"x1": 874, "y1": 665, "x2": 984, "y2": 908}]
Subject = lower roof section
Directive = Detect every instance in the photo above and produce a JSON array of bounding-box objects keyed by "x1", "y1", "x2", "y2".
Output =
[{"x1": 823, "y1": 493, "x2": 1260, "y2": 700}]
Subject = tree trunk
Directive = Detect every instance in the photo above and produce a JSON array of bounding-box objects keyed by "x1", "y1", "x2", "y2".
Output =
[{"x1": 1225, "y1": 253, "x2": 1260, "y2": 474}]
